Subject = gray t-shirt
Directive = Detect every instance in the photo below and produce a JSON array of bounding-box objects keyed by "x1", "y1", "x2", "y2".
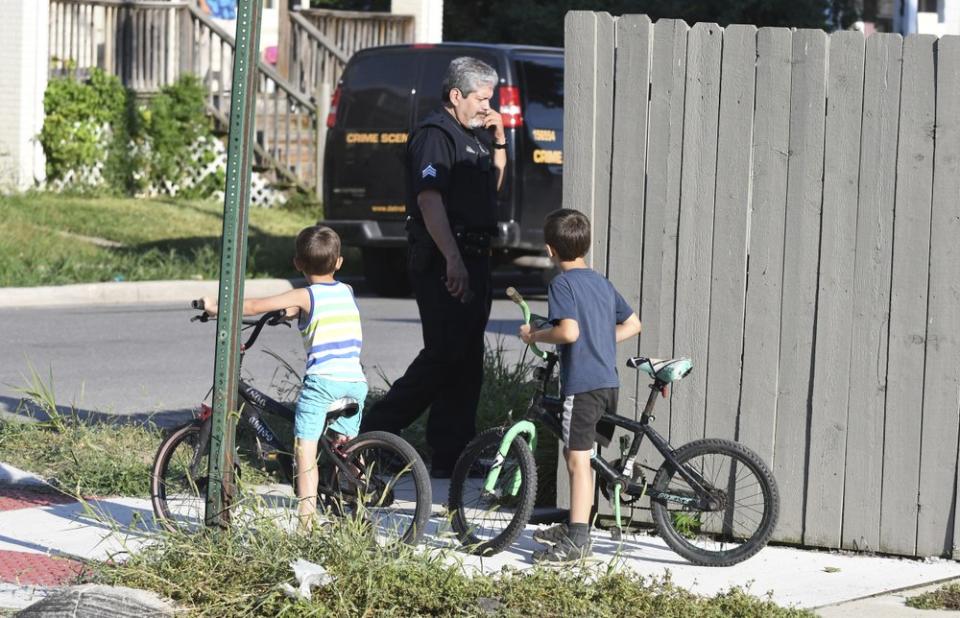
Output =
[{"x1": 547, "y1": 268, "x2": 634, "y2": 396}]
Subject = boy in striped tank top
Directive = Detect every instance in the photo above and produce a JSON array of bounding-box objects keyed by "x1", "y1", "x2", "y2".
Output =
[{"x1": 201, "y1": 225, "x2": 367, "y2": 527}]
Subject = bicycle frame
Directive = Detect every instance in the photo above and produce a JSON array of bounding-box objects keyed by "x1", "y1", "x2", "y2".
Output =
[
  {"x1": 187, "y1": 308, "x2": 363, "y2": 493},
  {"x1": 491, "y1": 289, "x2": 721, "y2": 531}
]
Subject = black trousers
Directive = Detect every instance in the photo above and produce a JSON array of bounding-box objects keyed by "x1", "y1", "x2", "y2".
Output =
[{"x1": 359, "y1": 237, "x2": 492, "y2": 468}]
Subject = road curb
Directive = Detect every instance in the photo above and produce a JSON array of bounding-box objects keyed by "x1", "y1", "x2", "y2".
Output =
[
  {"x1": 0, "y1": 279, "x2": 299, "y2": 308},
  {"x1": 0, "y1": 463, "x2": 46, "y2": 487}
]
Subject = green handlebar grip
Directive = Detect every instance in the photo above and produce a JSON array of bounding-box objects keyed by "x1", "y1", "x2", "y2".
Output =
[{"x1": 505, "y1": 287, "x2": 547, "y2": 359}]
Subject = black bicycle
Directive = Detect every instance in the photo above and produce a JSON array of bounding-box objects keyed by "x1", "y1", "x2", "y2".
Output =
[
  {"x1": 447, "y1": 288, "x2": 779, "y2": 566},
  {"x1": 150, "y1": 302, "x2": 432, "y2": 545}
]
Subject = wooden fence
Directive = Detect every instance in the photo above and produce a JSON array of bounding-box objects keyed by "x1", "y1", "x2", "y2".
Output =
[{"x1": 562, "y1": 11, "x2": 960, "y2": 559}]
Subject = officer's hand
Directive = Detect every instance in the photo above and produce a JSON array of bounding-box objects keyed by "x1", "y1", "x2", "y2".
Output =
[
  {"x1": 483, "y1": 109, "x2": 505, "y2": 143},
  {"x1": 444, "y1": 256, "x2": 470, "y2": 300}
]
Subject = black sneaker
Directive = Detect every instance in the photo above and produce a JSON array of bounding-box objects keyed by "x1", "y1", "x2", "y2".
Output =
[
  {"x1": 533, "y1": 523, "x2": 568, "y2": 546},
  {"x1": 532, "y1": 535, "x2": 592, "y2": 564}
]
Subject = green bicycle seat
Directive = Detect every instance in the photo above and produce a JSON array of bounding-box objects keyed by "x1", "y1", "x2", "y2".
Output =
[{"x1": 627, "y1": 356, "x2": 694, "y2": 383}]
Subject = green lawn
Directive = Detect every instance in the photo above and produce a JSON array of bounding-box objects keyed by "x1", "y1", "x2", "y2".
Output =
[{"x1": 0, "y1": 193, "x2": 325, "y2": 287}]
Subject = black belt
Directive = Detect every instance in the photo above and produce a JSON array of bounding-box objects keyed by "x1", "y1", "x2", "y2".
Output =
[{"x1": 407, "y1": 218, "x2": 492, "y2": 249}]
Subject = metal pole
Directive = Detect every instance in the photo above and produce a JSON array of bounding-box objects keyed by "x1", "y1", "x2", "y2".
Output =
[{"x1": 205, "y1": 0, "x2": 263, "y2": 528}]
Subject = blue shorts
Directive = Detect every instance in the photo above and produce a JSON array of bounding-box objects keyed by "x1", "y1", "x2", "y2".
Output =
[{"x1": 294, "y1": 375, "x2": 368, "y2": 441}]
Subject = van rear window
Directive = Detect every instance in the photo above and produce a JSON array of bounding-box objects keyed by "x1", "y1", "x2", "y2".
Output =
[
  {"x1": 339, "y1": 54, "x2": 413, "y2": 130},
  {"x1": 515, "y1": 54, "x2": 563, "y2": 130}
]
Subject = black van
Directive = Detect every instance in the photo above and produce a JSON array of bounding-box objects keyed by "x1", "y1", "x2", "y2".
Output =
[{"x1": 320, "y1": 43, "x2": 563, "y2": 296}]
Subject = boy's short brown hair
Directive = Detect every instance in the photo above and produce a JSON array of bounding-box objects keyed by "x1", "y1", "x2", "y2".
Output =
[
  {"x1": 544, "y1": 209, "x2": 591, "y2": 261},
  {"x1": 295, "y1": 225, "x2": 341, "y2": 275}
]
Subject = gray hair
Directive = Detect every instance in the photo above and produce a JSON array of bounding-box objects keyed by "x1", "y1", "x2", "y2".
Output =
[{"x1": 441, "y1": 57, "x2": 499, "y2": 105}]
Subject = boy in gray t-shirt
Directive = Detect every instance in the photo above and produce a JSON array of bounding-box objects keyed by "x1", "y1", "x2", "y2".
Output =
[{"x1": 519, "y1": 209, "x2": 642, "y2": 563}]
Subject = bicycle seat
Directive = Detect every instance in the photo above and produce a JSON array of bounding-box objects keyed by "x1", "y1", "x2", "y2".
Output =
[
  {"x1": 627, "y1": 357, "x2": 693, "y2": 383},
  {"x1": 325, "y1": 397, "x2": 360, "y2": 421}
]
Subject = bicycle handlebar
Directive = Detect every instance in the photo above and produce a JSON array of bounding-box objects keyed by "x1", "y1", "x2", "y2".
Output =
[
  {"x1": 505, "y1": 287, "x2": 548, "y2": 360},
  {"x1": 190, "y1": 299, "x2": 288, "y2": 351}
]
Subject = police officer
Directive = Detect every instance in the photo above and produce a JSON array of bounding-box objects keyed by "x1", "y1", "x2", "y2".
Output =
[{"x1": 359, "y1": 57, "x2": 506, "y2": 477}]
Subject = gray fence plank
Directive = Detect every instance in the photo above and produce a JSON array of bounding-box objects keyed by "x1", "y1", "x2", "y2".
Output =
[
  {"x1": 562, "y1": 10, "x2": 599, "y2": 236},
  {"x1": 804, "y1": 31, "x2": 865, "y2": 549},
  {"x1": 917, "y1": 35, "x2": 960, "y2": 558},
  {"x1": 703, "y1": 24, "x2": 757, "y2": 442},
  {"x1": 841, "y1": 33, "x2": 902, "y2": 552},
  {"x1": 640, "y1": 18, "x2": 688, "y2": 446},
  {"x1": 878, "y1": 34, "x2": 936, "y2": 557},
  {"x1": 605, "y1": 13, "x2": 648, "y2": 368},
  {"x1": 596, "y1": 14, "x2": 652, "y2": 519},
  {"x1": 592, "y1": 12, "x2": 617, "y2": 271},
  {"x1": 773, "y1": 28, "x2": 828, "y2": 544},
  {"x1": 738, "y1": 27, "x2": 792, "y2": 468},
  {"x1": 670, "y1": 22, "x2": 722, "y2": 449},
  {"x1": 557, "y1": 10, "x2": 598, "y2": 510}
]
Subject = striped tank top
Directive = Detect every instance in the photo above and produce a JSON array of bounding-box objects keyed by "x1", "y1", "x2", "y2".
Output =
[{"x1": 298, "y1": 282, "x2": 365, "y2": 382}]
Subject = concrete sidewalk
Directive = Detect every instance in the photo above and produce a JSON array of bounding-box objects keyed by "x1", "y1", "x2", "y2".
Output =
[
  {"x1": 2, "y1": 469, "x2": 960, "y2": 615},
  {"x1": 0, "y1": 279, "x2": 299, "y2": 309}
]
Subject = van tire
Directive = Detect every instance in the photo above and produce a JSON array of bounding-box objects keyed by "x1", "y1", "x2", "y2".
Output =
[{"x1": 363, "y1": 247, "x2": 412, "y2": 297}]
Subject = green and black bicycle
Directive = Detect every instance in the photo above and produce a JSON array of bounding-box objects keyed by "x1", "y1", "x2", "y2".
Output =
[{"x1": 446, "y1": 288, "x2": 779, "y2": 566}]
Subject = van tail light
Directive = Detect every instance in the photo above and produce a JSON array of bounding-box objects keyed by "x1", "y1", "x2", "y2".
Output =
[
  {"x1": 326, "y1": 85, "x2": 341, "y2": 129},
  {"x1": 499, "y1": 85, "x2": 523, "y2": 129}
]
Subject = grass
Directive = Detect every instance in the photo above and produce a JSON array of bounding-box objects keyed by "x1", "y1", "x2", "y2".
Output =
[
  {"x1": 0, "y1": 365, "x2": 285, "y2": 497},
  {"x1": 906, "y1": 581, "x2": 960, "y2": 610},
  {"x1": 1, "y1": 367, "x2": 812, "y2": 617},
  {"x1": 89, "y1": 503, "x2": 815, "y2": 617},
  {"x1": 0, "y1": 192, "x2": 343, "y2": 287},
  {"x1": 0, "y1": 366, "x2": 161, "y2": 497}
]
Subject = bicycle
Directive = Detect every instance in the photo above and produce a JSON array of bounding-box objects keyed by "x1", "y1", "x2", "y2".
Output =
[
  {"x1": 447, "y1": 288, "x2": 779, "y2": 566},
  {"x1": 150, "y1": 302, "x2": 432, "y2": 545}
]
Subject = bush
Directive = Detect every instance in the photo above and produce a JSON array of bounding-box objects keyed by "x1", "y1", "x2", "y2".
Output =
[
  {"x1": 39, "y1": 72, "x2": 221, "y2": 198},
  {"x1": 138, "y1": 76, "x2": 223, "y2": 198},
  {"x1": 40, "y1": 68, "x2": 132, "y2": 192}
]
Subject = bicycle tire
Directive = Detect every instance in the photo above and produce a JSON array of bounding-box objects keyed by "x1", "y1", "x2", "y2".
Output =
[
  {"x1": 448, "y1": 426, "x2": 537, "y2": 556},
  {"x1": 651, "y1": 438, "x2": 779, "y2": 566},
  {"x1": 319, "y1": 430, "x2": 432, "y2": 546},
  {"x1": 151, "y1": 421, "x2": 209, "y2": 532}
]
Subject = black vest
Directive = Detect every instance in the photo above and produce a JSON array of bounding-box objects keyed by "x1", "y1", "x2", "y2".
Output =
[{"x1": 406, "y1": 108, "x2": 498, "y2": 233}]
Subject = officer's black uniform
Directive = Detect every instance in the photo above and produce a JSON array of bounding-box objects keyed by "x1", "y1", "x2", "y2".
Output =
[{"x1": 359, "y1": 106, "x2": 499, "y2": 472}]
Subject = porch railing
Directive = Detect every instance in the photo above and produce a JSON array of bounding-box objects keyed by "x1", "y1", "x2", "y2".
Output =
[
  {"x1": 47, "y1": 0, "x2": 317, "y2": 192},
  {"x1": 46, "y1": 1, "x2": 417, "y2": 193}
]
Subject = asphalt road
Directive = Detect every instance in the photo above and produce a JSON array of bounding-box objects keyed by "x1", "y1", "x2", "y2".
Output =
[{"x1": 0, "y1": 278, "x2": 547, "y2": 427}]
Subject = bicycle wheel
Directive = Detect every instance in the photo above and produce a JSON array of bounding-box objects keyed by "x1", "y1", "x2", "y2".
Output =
[
  {"x1": 319, "y1": 431, "x2": 431, "y2": 546},
  {"x1": 651, "y1": 438, "x2": 779, "y2": 566},
  {"x1": 448, "y1": 426, "x2": 537, "y2": 556},
  {"x1": 151, "y1": 422, "x2": 209, "y2": 532}
]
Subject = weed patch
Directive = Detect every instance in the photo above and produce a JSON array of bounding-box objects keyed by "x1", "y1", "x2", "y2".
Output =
[
  {"x1": 906, "y1": 581, "x2": 960, "y2": 610},
  {"x1": 92, "y1": 505, "x2": 814, "y2": 617}
]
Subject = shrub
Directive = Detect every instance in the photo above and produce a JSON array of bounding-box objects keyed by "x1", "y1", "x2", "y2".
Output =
[
  {"x1": 138, "y1": 76, "x2": 223, "y2": 198},
  {"x1": 39, "y1": 72, "x2": 222, "y2": 198},
  {"x1": 39, "y1": 68, "x2": 132, "y2": 192}
]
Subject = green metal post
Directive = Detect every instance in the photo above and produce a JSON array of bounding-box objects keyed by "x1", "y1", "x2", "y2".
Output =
[{"x1": 205, "y1": 0, "x2": 264, "y2": 528}]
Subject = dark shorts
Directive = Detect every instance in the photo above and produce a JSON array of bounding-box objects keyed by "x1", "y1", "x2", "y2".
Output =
[{"x1": 561, "y1": 387, "x2": 619, "y2": 451}]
